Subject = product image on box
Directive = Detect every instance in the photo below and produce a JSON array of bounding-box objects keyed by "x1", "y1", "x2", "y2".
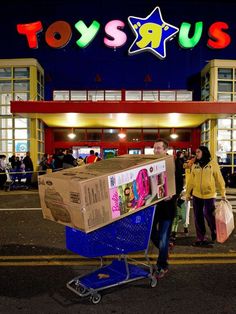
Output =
[
  {"x1": 44, "y1": 180, "x2": 72, "y2": 223},
  {"x1": 109, "y1": 161, "x2": 167, "y2": 219}
]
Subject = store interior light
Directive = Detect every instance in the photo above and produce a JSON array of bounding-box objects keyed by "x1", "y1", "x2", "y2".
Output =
[
  {"x1": 170, "y1": 128, "x2": 178, "y2": 139},
  {"x1": 118, "y1": 129, "x2": 126, "y2": 139},
  {"x1": 68, "y1": 128, "x2": 76, "y2": 139}
]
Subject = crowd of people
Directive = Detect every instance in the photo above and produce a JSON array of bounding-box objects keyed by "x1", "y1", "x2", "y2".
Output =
[
  {"x1": 0, "y1": 152, "x2": 34, "y2": 189},
  {"x1": 39, "y1": 149, "x2": 102, "y2": 172},
  {"x1": 151, "y1": 140, "x2": 226, "y2": 280},
  {"x1": 0, "y1": 149, "x2": 102, "y2": 189}
]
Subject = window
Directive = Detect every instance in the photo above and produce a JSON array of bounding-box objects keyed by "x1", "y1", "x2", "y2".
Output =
[
  {"x1": 143, "y1": 129, "x2": 158, "y2": 141},
  {"x1": 159, "y1": 91, "x2": 175, "y2": 101},
  {"x1": 0, "y1": 68, "x2": 11, "y2": 78},
  {"x1": 0, "y1": 140, "x2": 13, "y2": 152},
  {"x1": 0, "y1": 93, "x2": 12, "y2": 104},
  {"x1": 0, "y1": 105, "x2": 10, "y2": 115},
  {"x1": 176, "y1": 129, "x2": 191, "y2": 141},
  {"x1": 217, "y1": 152, "x2": 231, "y2": 165},
  {"x1": 0, "y1": 81, "x2": 11, "y2": 93},
  {"x1": 218, "y1": 119, "x2": 232, "y2": 129},
  {"x1": 14, "y1": 93, "x2": 29, "y2": 101},
  {"x1": 0, "y1": 129, "x2": 12, "y2": 138},
  {"x1": 0, "y1": 119, "x2": 12, "y2": 128},
  {"x1": 142, "y1": 91, "x2": 158, "y2": 101},
  {"x1": 88, "y1": 91, "x2": 104, "y2": 101},
  {"x1": 13, "y1": 67, "x2": 29, "y2": 78},
  {"x1": 125, "y1": 91, "x2": 141, "y2": 101},
  {"x1": 71, "y1": 90, "x2": 87, "y2": 101},
  {"x1": 144, "y1": 147, "x2": 154, "y2": 155},
  {"x1": 218, "y1": 81, "x2": 232, "y2": 92},
  {"x1": 53, "y1": 91, "x2": 69, "y2": 100},
  {"x1": 176, "y1": 91, "x2": 192, "y2": 101},
  {"x1": 74, "y1": 129, "x2": 86, "y2": 140},
  {"x1": 13, "y1": 80, "x2": 29, "y2": 92},
  {"x1": 87, "y1": 129, "x2": 102, "y2": 141},
  {"x1": 159, "y1": 129, "x2": 171, "y2": 139},
  {"x1": 14, "y1": 129, "x2": 28, "y2": 139},
  {"x1": 218, "y1": 130, "x2": 232, "y2": 140},
  {"x1": 105, "y1": 90, "x2": 121, "y2": 101},
  {"x1": 218, "y1": 68, "x2": 233, "y2": 79},
  {"x1": 218, "y1": 140, "x2": 231, "y2": 152},
  {"x1": 54, "y1": 129, "x2": 69, "y2": 141},
  {"x1": 126, "y1": 129, "x2": 141, "y2": 142},
  {"x1": 217, "y1": 93, "x2": 232, "y2": 101},
  {"x1": 103, "y1": 129, "x2": 119, "y2": 141}
]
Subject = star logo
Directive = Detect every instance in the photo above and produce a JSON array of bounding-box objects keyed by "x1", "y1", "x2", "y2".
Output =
[{"x1": 128, "y1": 7, "x2": 179, "y2": 59}]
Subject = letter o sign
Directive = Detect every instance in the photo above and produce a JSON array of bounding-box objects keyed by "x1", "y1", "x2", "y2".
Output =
[{"x1": 45, "y1": 21, "x2": 72, "y2": 48}]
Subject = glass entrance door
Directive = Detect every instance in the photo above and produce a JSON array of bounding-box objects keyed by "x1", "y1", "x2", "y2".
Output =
[{"x1": 128, "y1": 149, "x2": 142, "y2": 155}]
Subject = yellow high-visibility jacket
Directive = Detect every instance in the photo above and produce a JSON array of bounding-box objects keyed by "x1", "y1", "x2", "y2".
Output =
[{"x1": 186, "y1": 160, "x2": 226, "y2": 199}]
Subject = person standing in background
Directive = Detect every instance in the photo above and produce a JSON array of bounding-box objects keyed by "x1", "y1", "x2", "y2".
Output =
[
  {"x1": 0, "y1": 154, "x2": 7, "y2": 189},
  {"x1": 23, "y1": 151, "x2": 33, "y2": 187},
  {"x1": 186, "y1": 146, "x2": 226, "y2": 246},
  {"x1": 85, "y1": 150, "x2": 98, "y2": 164},
  {"x1": 95, "y1": 152, "x2": 102, "y2": 161},
  {"x1": 63, "y1": 149, "x2": 77, "y2": 168}
]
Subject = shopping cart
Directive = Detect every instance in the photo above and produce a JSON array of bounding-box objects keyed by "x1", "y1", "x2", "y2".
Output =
[{"x1": 66, "y1": 205, "x2": 157, "y2": 304}]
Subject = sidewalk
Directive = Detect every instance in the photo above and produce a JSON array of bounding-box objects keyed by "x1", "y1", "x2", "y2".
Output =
[
  {"x1": 225, "y1": 187, "x2": 236, "y2": 195},
  {"x1": 1, "y1": 186, "x2": 236, "y2": 195}
]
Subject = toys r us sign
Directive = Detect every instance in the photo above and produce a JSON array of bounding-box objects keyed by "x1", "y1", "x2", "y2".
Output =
[{"x1": 17, "y1": 6, "x2": 231, "y2": 60}]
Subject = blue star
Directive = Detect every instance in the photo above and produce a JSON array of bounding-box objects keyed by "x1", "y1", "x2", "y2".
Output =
[{"x1": 128, "y1": 7, "x2": 179, "y2": 59}]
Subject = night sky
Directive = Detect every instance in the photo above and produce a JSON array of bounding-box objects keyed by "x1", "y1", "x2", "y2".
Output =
[{"x1": 1, "y1": 0, "x2": 236, "y2": 99}]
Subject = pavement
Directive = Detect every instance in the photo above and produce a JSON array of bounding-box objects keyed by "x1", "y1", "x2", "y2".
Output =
[
  {"x1": 0, "y1": 186, "x2": 235, "y2": 260},
  {"x1": 0, "y1": 187, "x2": 236, "y2": 313}
]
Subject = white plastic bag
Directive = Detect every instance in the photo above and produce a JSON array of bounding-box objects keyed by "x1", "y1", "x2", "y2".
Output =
[{"x1": 215, "y1": 200, "x2": 234, "y2": 243}]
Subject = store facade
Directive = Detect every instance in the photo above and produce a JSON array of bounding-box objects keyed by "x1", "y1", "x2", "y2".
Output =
[{"x1": 1, "y1": 58, "x2": 236, "y2": 179}]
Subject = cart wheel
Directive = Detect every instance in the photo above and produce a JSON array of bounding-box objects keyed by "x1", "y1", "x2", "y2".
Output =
[
  {"x1": 90, "y1": 293, "x2": 102, "y2": 304},
  {"x1": 76, "y1": 285, "x2": 88, "y2": 295},
  {"x1": 150, "y1": 277, "x2": 158, "y2": 288}
]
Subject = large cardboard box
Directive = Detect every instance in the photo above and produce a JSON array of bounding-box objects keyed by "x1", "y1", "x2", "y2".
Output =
[{"x1": 38, "y1": 154, "x2": 175, "y2": 232}]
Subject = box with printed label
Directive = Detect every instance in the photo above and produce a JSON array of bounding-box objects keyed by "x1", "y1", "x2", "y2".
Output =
[{"x1": 38, "y1": 154, "x2": 175, "y2": 232}]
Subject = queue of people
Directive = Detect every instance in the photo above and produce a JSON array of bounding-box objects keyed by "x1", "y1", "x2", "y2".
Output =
[
  {"x1": 0, "y1": 152, "x2": 34, "y2": 189},
  {"x1": 0, "y1": 149, "x2": 103, "y2": 190}
]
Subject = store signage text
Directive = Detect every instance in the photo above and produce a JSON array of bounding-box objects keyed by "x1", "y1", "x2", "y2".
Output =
[{"x1": 16, "y1": 6, "x2": 231, "y2": 59}]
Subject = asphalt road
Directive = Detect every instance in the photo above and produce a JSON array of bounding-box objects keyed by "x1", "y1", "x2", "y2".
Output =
[{"x1": 0, "y1": 190, "x2": 235, "y2": 313}]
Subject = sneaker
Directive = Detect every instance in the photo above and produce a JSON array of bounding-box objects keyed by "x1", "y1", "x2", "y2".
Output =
[
  {"x1": 169, "y1": 232, "x2": 176, "y2": 244},
  {"x1": 192, "y1": 240, "x2": 213, "y2": 247},
  {"x1": 184, "y1": 227, "x2": 189, "y2": 234},
  {"x1": 169, "y1": 241, "x2": 175, "y2": 250},
  {"x1": 211, "y1": 232, "x2": 216, "y2": 242},
  {"x1": 155, "y1": 268, "x2": 169, "y2": 279}
]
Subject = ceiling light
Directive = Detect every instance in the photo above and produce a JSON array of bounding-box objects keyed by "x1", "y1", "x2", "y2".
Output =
[
  {"x1": 170, "y1": 133, "x2": 178, "y2": 139},
  {"x1": 118, "y1": 128, "x2": 126, "y2": 139},
  {"x1": 68, "y1": 128, "x2": 76, "y2": 139},
  {"x1": 170, "y1": 128, "x2": 178, "y2": 139}
]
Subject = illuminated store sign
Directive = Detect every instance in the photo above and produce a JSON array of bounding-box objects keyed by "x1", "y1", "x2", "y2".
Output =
[{"x1": 16, "y1": 6, "x2": 232, "y2": 59}]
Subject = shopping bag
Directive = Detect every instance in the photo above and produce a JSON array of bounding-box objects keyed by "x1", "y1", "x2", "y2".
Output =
[{"x1": 215, "y1": 200, "x2": 234, "y2": 243}]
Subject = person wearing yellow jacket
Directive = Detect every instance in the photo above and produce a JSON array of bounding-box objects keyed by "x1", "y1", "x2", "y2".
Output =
[{"x1": 186, "y1": 146, "x2": 226, "y2": 246}]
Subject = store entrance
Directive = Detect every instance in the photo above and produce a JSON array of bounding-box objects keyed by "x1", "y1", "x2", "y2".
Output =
[{"x1": 53, "y1": 144, "x2": 194, "y2": 160}]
